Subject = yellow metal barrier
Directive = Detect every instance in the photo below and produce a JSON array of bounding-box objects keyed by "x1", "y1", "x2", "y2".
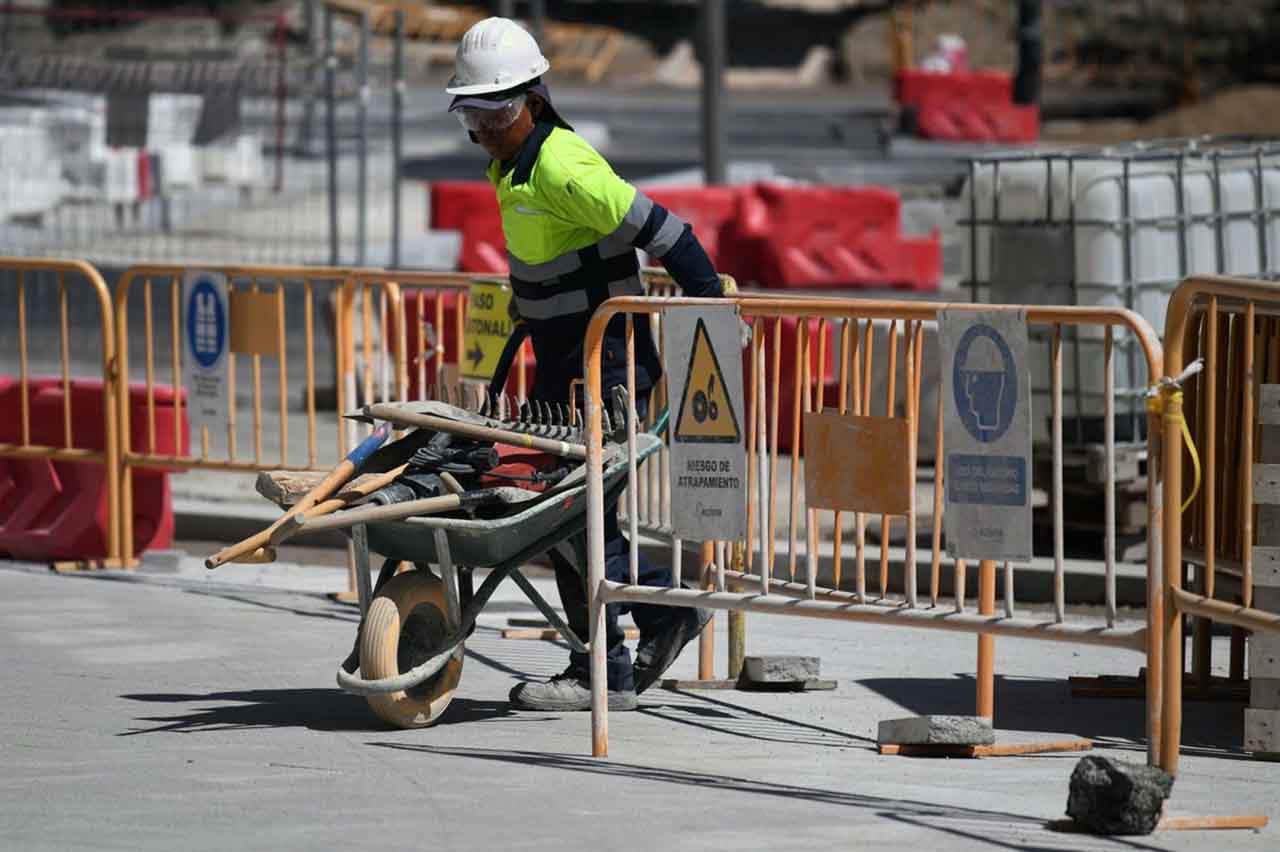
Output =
[
  {"x1": 114, "y1": 264, "x2": 357, "y2": 559},
  {"x1": 1159, "y1": 274, "x2": 1280, "y2": 775},
  {"x1": 0, "y1": 257, "x2": 122, "y2": 564},
  {"x1": 583, "y1": 295, "x2": 1166, "y2": 759},
  {"x1": 342, "y1": 270, "x2": 472, "y2": 430}
]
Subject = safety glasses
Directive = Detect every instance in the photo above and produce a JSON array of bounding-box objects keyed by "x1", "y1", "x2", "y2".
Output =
[{"x1": 454, "y1": 94, "x2": 526, "y2": 134}]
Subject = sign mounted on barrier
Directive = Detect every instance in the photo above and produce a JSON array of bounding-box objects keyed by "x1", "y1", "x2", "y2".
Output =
[
  {"x1": 804, "y1": 413, "x2": 912, "y2": 515},
  {"x1": 461, "y1": 279, "x2": 514, "y2": 381},
  {"x1": 662, "y1": 307, "x2": 747, "y2": 541},
  {"x1": 939, "y1": 310, "x2": 1032, "y2": 562},
  {"x1": 182, "y1": 270, "x2": 230, "y2": 431}
]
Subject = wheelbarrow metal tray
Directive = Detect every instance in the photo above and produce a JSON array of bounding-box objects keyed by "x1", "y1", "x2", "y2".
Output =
[{"x1": 364, "y1": 432, "x2": 661, "y2": 567}]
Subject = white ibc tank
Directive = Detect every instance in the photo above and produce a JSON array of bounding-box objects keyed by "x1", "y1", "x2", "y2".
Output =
[{"x1": 963, "y1": 144, "x2": 1280, "y2": 438}]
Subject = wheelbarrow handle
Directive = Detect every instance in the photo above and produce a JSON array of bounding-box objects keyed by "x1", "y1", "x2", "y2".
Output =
[{"x1": 278, "y1": 488, "x2": 508, "y2": 539}]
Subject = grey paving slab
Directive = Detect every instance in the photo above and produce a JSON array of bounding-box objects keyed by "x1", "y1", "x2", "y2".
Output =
[{"x1": 0, "y1": 551, "x2": 1273, "y2": 851}]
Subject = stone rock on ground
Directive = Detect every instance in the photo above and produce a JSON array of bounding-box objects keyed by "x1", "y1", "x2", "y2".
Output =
[
  {"x1": 1065, "y1": 755, "x2": 1173, "y2": 836},
  {"x1": 876, "y1": 714, "x2": 994, "y2": 746}
]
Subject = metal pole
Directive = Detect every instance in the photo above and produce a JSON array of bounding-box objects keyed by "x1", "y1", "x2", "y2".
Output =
[
  {"x1": 274, "y1": 14, "x2": 287, "y2": 193},
  {"x1": 1, "y1": 1, "x2": 12, "y2": 57},
  {"x1": 392, "y1": 8, "x2": 404, "y2": 269},
  {"x1": 1013, "y1": 0, "x2": 1042, "y2": 105},
  {"x1": 325, "y1": 6, "x2": 339, "y2": 266},
  {"x1": 528, "y1": 0, "x2": 546, "y2": 44},
  {"x1": 357, "y1": 11, "x2": 369, "y2": 267},
  {"x1": 699, "y1": 0, "x2": 727, "y2": 185},
  {"x1": 977, "y1": 559, "x2": 996, "y2": 720},
  {"x1": 297, "y1": 0, "x2": 319, "y2": 155},
  {"x1": 496, "y1": 0, "x2": 515, "y2": 18}
]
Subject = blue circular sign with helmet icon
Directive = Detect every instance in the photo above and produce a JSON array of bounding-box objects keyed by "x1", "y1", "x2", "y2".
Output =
[
  {"x1": 186, "y1": 277, "x2": 226, "y2": 369},
  {"x1": 952, "y1": 323, "x2": 1017, "y2": 444}
]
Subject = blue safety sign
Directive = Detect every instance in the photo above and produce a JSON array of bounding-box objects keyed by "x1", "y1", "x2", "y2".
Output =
[
  {"x1": 186, "y1": 277, "x2": 227, "y2": 369},
  {"x1": 940, "y1": 311, "x2": 1032, "y2": 563},
  {"x1": 182, "y1": 271, "x2": 230, "y2": 431},
  {"x1": 951, "y1": 323, "x2": 1017, "y2": 444}
]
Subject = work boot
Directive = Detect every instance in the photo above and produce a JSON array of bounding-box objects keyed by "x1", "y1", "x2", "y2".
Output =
[
  {"x1": 633, "y1": 607, "x2": 713, "y2": 694},
  {"x1": 508, "y1": 668, "x2": 638, "y2": 711}
]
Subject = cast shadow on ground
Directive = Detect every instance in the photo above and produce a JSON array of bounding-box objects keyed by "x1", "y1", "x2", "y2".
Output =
[
  {"x1": 860, "y1": 674, "x2": 1249, "y2": 761},
  {"x1": 182, "y1": 587, "x2": 360, "y2": 624},
  {"x1": 639, "y1": 688, "x2": 877, "y2": 749},
  {"x1": 368, "y1": 743, "x2": 1175, "y2": 852},
  {"x1": 117, "y1": 690, "x2": 521, "y2": 735}
]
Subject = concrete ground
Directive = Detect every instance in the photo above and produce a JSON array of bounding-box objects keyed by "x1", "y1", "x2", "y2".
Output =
[{"x1": 1, "y1": 545, "x2": 1272, "y2": 852}]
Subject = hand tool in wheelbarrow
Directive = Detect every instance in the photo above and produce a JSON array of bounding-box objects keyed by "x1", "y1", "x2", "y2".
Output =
[
  {"x1": 205, "y1": 421, "x2": 396, "y2": 569},
  {"x1": 271, "y1": 487, "x2": 512, "y2": 542},
  {"x1": 349, "y1": 381, "x2": 633, "y2": 454},
  {"x1": 207, "y1": 414, "x2": 488, "y2": 566},
  {"x1": 271, "y1": 428, "x2": 626, "y2": 544}
]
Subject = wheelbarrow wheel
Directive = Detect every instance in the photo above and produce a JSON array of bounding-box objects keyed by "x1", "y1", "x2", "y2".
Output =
[{"x1": 359, "y1": 570, "x2": 464, "y2": 728}]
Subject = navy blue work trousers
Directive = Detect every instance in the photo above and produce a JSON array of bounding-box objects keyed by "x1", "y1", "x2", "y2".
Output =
[{"x1": 548, "y1": 390, "x2": 671, "y2": 690}]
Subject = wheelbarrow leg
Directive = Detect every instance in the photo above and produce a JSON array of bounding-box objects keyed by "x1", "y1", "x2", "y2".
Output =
[
  {"x1": 509, "y1": 567, "x2": 589, "y2": 654},
  {"x1": 353, "y1": 523, "x2": 373, "y2": 617},
  {"x1": 433, "y1": 528, "x2": 462, "y2": 632}
]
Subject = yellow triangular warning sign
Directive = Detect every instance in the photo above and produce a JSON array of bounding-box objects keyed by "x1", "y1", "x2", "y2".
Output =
[{"x1": 674, "y1": 318, "x2": 741, "y2": 444}]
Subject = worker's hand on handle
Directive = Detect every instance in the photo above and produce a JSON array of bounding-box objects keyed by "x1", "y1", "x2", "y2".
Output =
[{"x1": 716, "y1": 274, "x2": 752, "y2": 350}]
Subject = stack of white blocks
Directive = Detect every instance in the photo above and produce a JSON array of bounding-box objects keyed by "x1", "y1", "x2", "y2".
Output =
[
  {"x1": 0, "y1": 114, "x2": 68, "y2": 220},
  {"x1": 148, "y1": 94, "x2": 202, "y2": 190}
]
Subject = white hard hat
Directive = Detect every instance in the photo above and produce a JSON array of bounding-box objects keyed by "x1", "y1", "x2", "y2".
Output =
[{"x1": 446, "y1": 17, "x2": 550, "y2": 96}]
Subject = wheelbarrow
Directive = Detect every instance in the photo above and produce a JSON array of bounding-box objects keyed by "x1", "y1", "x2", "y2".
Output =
[{"x1": 256, "y1": 404, "x2": 663, "y2": 728}]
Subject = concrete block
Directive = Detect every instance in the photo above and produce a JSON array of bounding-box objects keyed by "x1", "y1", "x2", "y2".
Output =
[
  {"x1": 1251, "y1": 677, "x2": 1280, "y2": 710},
  {"x1": 1252, "y1": 547, "x2": 1280, "y2": 587},
  {"x1": 742, "y1": 655, "x2": 820, "y2": 683},
  {"x1": 1249, "y1": 636, "x2": 1280, "y2": 679},
  {"x1": 1252, "y1": 586, "x2": 1280, "y2": 613},
  {"x1": 1244, "y1": 707, "x2": 1280, "y2": 754},
  {"x1": 876, "y1": 715, "x2": 994, "y2": 746}
]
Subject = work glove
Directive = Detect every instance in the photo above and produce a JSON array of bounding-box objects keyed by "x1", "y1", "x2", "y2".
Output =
[{"x1": 719, "y1": 274, "x2": 752, "y2": 349}]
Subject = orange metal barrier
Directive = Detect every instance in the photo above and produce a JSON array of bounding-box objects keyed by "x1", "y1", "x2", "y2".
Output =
[
  {"x1": 114, "y1": 264, "x2": 358, "y2": 559},
  {"x1": 1159, "y1": 274, "x2": 1280, "y2": 775},
  {"x1": 583, "y1": 295, "x2": 1166, "y2": 759},
  {"x1": 0, "y1": 258, "x2": 122, "y2": 564}
]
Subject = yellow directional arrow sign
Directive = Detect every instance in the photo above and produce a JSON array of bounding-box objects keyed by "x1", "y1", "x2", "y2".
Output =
[{"x1": 461, "y1": 280, "x2": 515, "y2": 381}]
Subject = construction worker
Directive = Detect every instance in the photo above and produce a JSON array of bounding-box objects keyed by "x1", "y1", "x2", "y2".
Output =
[{"x1": 447, "y1": 17, "x2": 720, "y2": 711}]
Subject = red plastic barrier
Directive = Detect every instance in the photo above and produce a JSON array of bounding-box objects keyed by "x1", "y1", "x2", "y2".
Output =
[
  {"x1": 0, "y1": 377, "x2": 185, "y2": 561},
  {"x1": 398, "y1": 289, "x2": 534, "y2": 400},
  {"x1": 429, "y1": 180, "x2": 940, "y2": 291},
  {"x1": 432, "y1": 181, "x2": 756, "y2": 278},
  {"x1": 429, "y1": 181, "x2": 507, "y2": 273},
  {"x1": 895, "y1": 69, "x2": 1039, "y2": 143},
  {"x1": 739, "y1": 183, "x2": 941, "y2": 291},
  {"x1": 644, "y1": 185, "x2": 746, "y2": 271},
  {"x1": 739, "y1": 318, "x2": 838, "y2": 455}
]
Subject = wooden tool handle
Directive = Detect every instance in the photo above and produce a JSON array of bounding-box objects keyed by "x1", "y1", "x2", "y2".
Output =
[
  {"x1": 266, "y1": 463, "x2": 409, "y2": 546},
  {"x1": 205, "y1": 423, "x2": 392, "y2": 569}
]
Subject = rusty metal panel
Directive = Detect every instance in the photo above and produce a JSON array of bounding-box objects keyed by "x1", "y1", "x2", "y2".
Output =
[
  {"x1": 229, "y1": 288, "x2": 282, "y2": 356},
  {"x1": 803, "y1": 412, "x2": 912, "y2": 516}
]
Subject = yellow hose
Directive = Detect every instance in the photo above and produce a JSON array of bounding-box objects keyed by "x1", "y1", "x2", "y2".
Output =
[{"x1": 1148, "y1": 385, "x2": 1202, "y2": 514}]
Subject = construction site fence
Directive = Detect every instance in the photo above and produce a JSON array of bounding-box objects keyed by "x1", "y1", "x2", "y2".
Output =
[
  {"x1": 0, "y1": 258, "x2": 122, "y2": 563},
  {"x1": 18, "y1": 254, "x2": 1278, "y2": 775},
  {"x1": 582, "y1": 294, "x2": 1169, "y2": 763},
  {"x1": 1158, "y1": 274, "x2": 1280, "y2": 775},
  {"x1": 0, "y1": 256, "x2": 685, "y2": 567}
]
